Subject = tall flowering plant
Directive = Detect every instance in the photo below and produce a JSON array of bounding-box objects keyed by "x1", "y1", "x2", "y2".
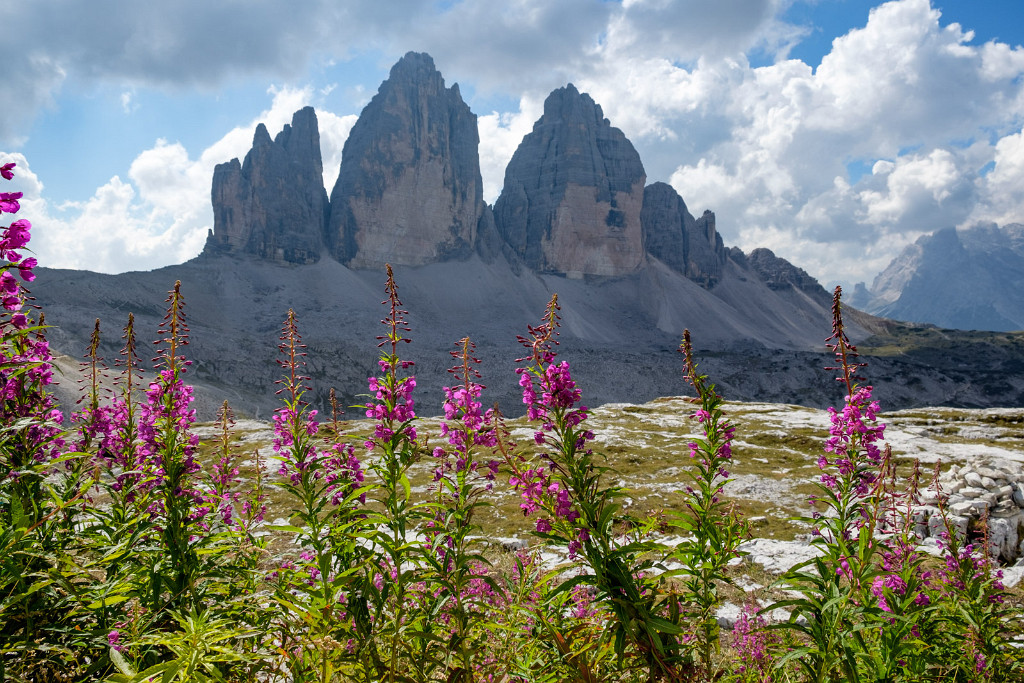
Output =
[
  {"x1": 137, "y1": 281, "x2": 211, "y2": 616},
  {"x1": 267, "y1": 309, "x2": 368, "y2": 680},
  {"x1": 772, "y1": 286, "x2": 909, "y2": 680},
  {"x1": 0, "y1": 162, "x2": 79, "y2": 676},
  {"x1": 505, "y1": 295, "x2": 680, "y2": 678},
  {"x1": 355, "y1": 264, "x2": 424, "y2": 681},
  {"x1": 422, "y1": 336, "x2": 500, "y2": 678},
  {"x1": 80, "y1": 313, "x2": 160, "y2": 610},
  {"x1": 69, "y1": 319, "x2": 112, "y2": 456},
  {"x1": 668, "y1": 330, "x2": 748, "y2": 679},
  {"x1": 0, "y1": 161, "x2": 64, "y2": 526},
  {"x1": 99, "y1": 313, "x2": 155, "y2": 518}
]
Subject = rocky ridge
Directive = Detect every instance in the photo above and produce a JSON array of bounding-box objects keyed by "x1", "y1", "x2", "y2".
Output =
[
  {"x1": 200, "y1": 52, "x2": 816, "y2": 297},
  {"x1": 859, "y1": 223, "x2": 1024, "y2": 331},
  {"x1": 641, "y1": 182, "x2": 726, "y2": 287},
  {"x1": 745, "y1": 248, "x2": 830, "y2": 303}
]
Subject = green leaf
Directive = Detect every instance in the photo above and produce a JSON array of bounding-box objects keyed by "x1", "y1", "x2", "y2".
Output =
[
  {"x1": 11, "y1": 495, "x2": 27, "y2": 530},
  {"x1": 400, "y1": 472, "x2": 412, "y2": 501},
  {"x1": 644, "y1": 614, "x2": 684, "y2": 635},
  {"x1": 87, "y1": 594, "x2": 131, "y2": 609},
  {"x1": 110, "y1": 647, "x2": 136, "y2": 676}
]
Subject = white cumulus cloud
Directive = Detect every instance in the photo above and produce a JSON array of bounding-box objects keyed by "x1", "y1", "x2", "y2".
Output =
[{"x1": 3, "y1": 86, "x2": 341, "y2": 273}]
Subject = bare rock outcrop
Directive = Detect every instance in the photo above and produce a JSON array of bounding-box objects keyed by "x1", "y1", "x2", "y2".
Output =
[
  {"x1": 326, "y1": 52, "x2": 486, "y2": 268},
  {"x1": 747, "y1": 248, "x2": 830, "y2": 304},
  {"x1": 641, "y1": 182, "x2": 726, "y2": 287},
  {"x1": 204, "y1": 107, "x2": 328, "y2": 264},
  {"x1": 916, "y1": 460, "x2": 1024, "y2": 564},
  {"x1": 494, "y1": 84, "x2": 647, "y2": 278}
]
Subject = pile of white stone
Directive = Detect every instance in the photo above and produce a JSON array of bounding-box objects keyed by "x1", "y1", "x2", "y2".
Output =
[{"x1": 913, "y1": 460, "x2": 1024, "y2": 564}]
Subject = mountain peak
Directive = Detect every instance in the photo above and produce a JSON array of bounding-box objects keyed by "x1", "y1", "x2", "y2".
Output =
[
  {"x1": 325, "y1": 52, "x2": 486, "y2": 268},
  {"x1": 541, "y1": 83, "x2": 606, "y2": 128},
  {"x1": 205, "y1": 108, "x2": 328, "y2": 264},
  {"x1": 389, "y1": 51, "x2": 442, "y2": 84},
  {"x1": 865, "y1": 222, "x2": 1024, "y2": 330},
  {"x1": 494, "y1": 84, "x2": 646, "y2": 277},
  {"x1": 252, "y1": 123, "x2": 272, "y2": 147}
]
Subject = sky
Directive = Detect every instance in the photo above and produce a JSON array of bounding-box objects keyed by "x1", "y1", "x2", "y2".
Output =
[{"x1": 1, "y1": 0, "x2": 1023, "y2": 290}]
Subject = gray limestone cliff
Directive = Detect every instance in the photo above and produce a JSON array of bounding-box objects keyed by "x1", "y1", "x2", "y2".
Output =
[
  {"x1": 747, "y1": 248, "x2": 830, "y2": 303},
  {"x1": 641, "y1": 182, "x2": 726, "y2": 287},
  {"x1": 864, "y1": 223, "x2": 1024, "y2": 331},
  {"x1": 493, "y1": 84, "x2": 647, "y2": 277},
  {"x1": 205, "y1": 107, "x2": 328, "y2": 264},
  {"x1": 326, "y1": 52, "x2": 486, "y2": 268}
]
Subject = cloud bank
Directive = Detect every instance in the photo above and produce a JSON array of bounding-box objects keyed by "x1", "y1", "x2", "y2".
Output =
[{"x1": 2, "y1": 0, "x2": 1023, "y2": 288}]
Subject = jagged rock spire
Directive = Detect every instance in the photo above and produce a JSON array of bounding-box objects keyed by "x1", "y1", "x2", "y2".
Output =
[
  {"x1": 326, "y1": 51, "x2": 487, "y2": 268},
  {"x1": 205, "y1": 107, "x2": 328, "y2": 264},
  {"x1": 493, "y1": 84, "x2": 647, "y2": 277},
  {"x1": 641, "y1": 182, "x2": 726, "y2": 287}
]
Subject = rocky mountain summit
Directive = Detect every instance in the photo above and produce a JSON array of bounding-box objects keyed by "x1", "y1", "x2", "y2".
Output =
[
  {"x1": 857, "y1": 223, "x2": 1024, "y2": 331},
  {"x1": 641, "y1": 182, "x2": 726, "y2": 287},
  {"x1": 204, "y1": 107, "x2": 328, "y2": 264},
  {"x1": 31, "y1": 52, "x2": 1024, "y2": 419},
  {"x1": 328, "y1": 52, "x2": 488, "y2": 268},
  {"x1": 744, "y1": 248, "x2": 830, "y2": 303},
  {"x1": 494, "y1": 84, "x2": 647, "y2": 277}
]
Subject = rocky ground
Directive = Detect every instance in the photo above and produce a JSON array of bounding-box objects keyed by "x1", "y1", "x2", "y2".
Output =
[{"x1": 187, "y1": 395, "x2": 1024, "y2": 627}]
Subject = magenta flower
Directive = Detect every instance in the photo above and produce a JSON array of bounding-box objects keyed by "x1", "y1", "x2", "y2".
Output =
[
  {"x1": 0, "y1": 191, "x2": 21, "y2": 213},
  {"x1": 731, "y1": 601, "x2": 778, "y2": 678}
]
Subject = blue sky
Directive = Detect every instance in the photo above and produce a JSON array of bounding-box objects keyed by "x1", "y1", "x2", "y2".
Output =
[{"x1": 2, "y1": 0, "x2": 1023, "y2": 289}]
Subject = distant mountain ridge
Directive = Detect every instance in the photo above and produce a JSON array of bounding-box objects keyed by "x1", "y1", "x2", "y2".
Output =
[
  {"x1": 31, "y1": 52, "x2": 1024, "y2": 418},
  {"x1": 856, "y1": 223, "x2": 1024, "y2": 332},
  {"x1": 201, "y1": 52, "x2": 794, "y2": 290}
]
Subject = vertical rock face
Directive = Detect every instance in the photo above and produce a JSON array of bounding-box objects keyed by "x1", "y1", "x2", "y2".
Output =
[
  {"x1": 641, "y1": 182, "x2": 726, "y2": 287},
  {"x1": 494, "y1": 85, "x2": 647, "y2": 277},
  {"x1": 205, "y1": 107, "x2": 328, "y2": 264},
  {"x1": 327, "y1": 52, "x2": 485, "y2": 268}
]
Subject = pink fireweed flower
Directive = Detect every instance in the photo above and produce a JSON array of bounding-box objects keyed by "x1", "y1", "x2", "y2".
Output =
[
  {"x1": 0, "y1": 191, "x2": 21, "y2": 214},
  {"x1": 817, "y1": 287, "x2": 887, "y2": 497},
  {"x1": 731, "y1": 601, "x2": 778, "y2": 679},
  {"x1": 569, "y1": 584, "x2": 597, "y2": 619},
  {"x1": 509, "y1": 467, "x2": 548, "y2": 516},
  {"x1": 0, "y1": 179, "x2": 67, "y2": 474},
  {"x1": 1, "y1": 218, "x2": 32, "y2": 261},
  {"x1": 818, "y1": 385, "x2": 885, "y2": 495},
  {"x1": 870, "y1": 573, "x2": 908, "y2": 612}
]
